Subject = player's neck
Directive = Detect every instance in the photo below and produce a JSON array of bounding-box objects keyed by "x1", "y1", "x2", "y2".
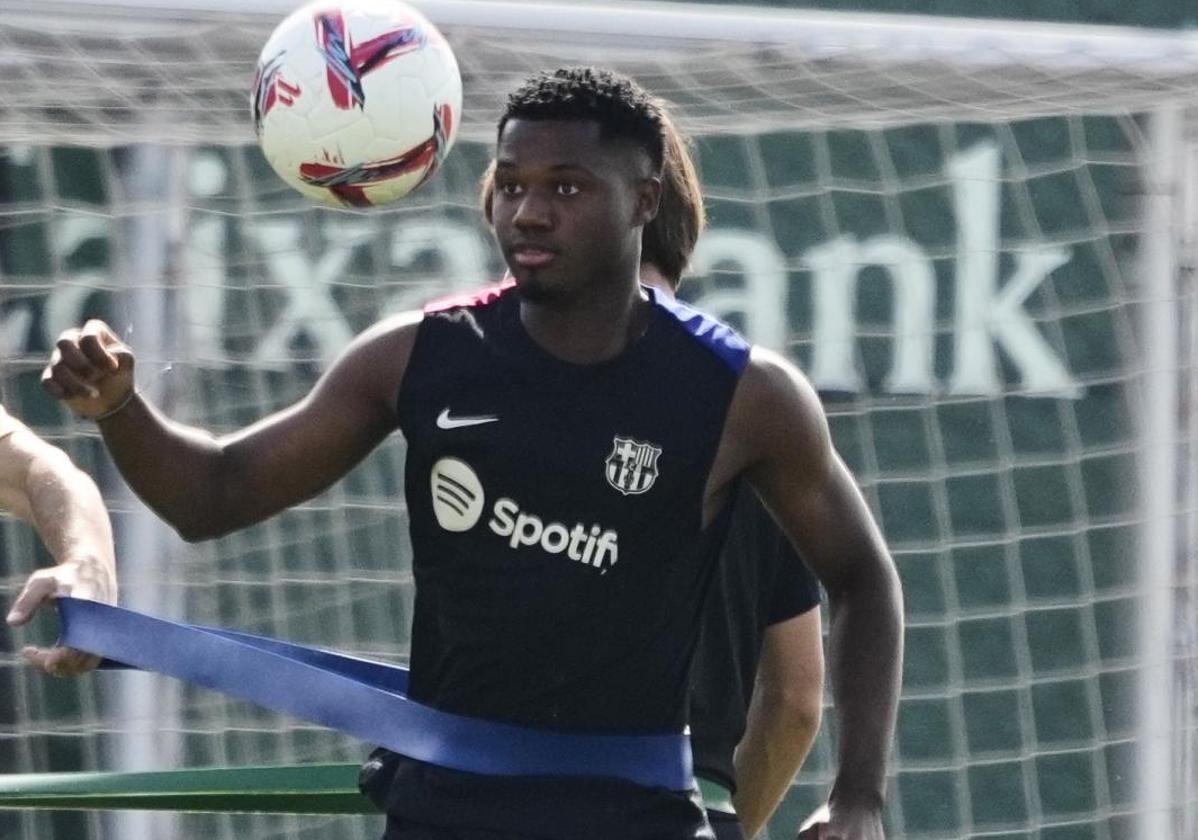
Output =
[{"x1": 519, "y1": 277, "x2": 651, "y2": 366}]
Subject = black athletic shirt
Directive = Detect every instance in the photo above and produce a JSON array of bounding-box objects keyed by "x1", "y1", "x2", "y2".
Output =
[
  {"x1": 688, "y1": 483, "x2": 823, "y2": 792},
  {"x1": 370, "y1": 281, "x2": 751, "y2": 839}
]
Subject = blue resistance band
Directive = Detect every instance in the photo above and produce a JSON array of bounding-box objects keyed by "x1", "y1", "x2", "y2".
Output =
[{"x1": 56, "y1": 598, "x2": 693, "y2": 791}]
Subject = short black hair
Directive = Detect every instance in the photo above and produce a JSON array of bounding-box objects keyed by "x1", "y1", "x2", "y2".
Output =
[{"x1": 498, "y1": 67, "x2": 666, "y2": 173}]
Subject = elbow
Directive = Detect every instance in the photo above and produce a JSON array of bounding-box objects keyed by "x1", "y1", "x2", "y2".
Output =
[
  {"x1": 165, "y1": 498, "x2": 232, "y2": 543},
  {"x1": 779, "y1": 683, "x2": 824, "y2": 736},
  {"x1": 758, "y1": 677, "x2": 824, "y2": 738},
  {"x1": 176, "y1": 522, "x2": 217, "y2": 543},
  {"x1": 174, "y1": 513, "x2": 237, "y2": 543},
  {"x1": 165, "y1": 456, "x2": 242, "y2": 543},
  {"x1": 828, "y1": 553, "x2": 904, "y2": 618}
]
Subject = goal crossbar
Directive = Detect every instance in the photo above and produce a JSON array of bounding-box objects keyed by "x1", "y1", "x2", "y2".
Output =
[{"x1": 2, "y1": 0, "x2": 1197, "y2": 145}]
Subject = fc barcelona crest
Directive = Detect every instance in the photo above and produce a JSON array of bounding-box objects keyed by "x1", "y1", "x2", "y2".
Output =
[{"x1": 605, "y1": 437, "x2": 663, "y2": 495}]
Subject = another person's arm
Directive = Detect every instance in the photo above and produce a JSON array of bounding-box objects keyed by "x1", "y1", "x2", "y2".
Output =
[
  {"x1": 1, "y1": 409, "x2": 117, "y2": 675},
  {"x1": 731, "y1": 348, "x2": 903, "y2": 840},
  {"x1": 733, "y1": 607, "x2": 824, "y2": 838},
  {"x1": 41, "y1": 316, "x2": 419, "y2": 541}
]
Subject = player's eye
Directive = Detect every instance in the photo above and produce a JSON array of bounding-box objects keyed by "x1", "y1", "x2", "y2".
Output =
[
  {"x1": 556, "y1": 182, "x2": 580, "y2": 196},
  {"x1": 498, "y1": 181, "x2": 523, "y2": 196}
]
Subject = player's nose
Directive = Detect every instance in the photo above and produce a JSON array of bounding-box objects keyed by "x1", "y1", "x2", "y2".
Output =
[{"x1": 512, "y1": 190, "x2": 554, "y2": 230}]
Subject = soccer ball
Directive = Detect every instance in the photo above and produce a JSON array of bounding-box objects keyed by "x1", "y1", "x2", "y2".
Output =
[{"x1": 251, "y1": 0, "x2": 462, "y2": 208}]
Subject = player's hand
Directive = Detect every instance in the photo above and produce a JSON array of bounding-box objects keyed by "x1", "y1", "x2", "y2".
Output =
[
  {"x1": 797, "y1": 801, "x2": 884, "y2": 840},
  {"x1": 41, "y1": 319, "x2": 135, "y2": 419},
  {"x1": 6, "y1": 556, "x2": 117, "y2": 676}
]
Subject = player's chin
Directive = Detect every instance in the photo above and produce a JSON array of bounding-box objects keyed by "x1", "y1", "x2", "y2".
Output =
[{"x1": 511, "y1": 270, "x2": 567, "y2": 305}]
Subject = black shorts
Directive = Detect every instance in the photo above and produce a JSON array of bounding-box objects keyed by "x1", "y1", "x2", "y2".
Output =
[
  {"x1": 365, "y1": 750, "x2": 714, "y2": 840},
  {"x1": 381, "y1": 809, "x2": 722, "y2": 840},
  {"x1": 706, "y1": 811, "x2": 746, "y2": 840},
  {"x1": 383, "y1": 814, "x2": 535, "y2": 840}
]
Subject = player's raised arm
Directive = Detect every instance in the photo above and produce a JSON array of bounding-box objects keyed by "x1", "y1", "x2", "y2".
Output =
[
  {"x1": 730, "y1": 347, "x2": 903, "y2": 840},
  {"x1": 0, "y1": 407, "x2": 117, "y2": 675},
  {"x1": 41, "y1": 314, "x2": 419, "y2": 542}
]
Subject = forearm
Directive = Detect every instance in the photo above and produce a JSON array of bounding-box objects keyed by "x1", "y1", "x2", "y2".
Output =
[
  {"x1": 24, "y1": 447, "x2": 116, "y2": 600},
  {"x1": 96, "y1": 392, "x2": 230, "y2": 540},
  {"x1": 826, "y1": 563, "x2": 903, "y2": 811},
  {"x1": 733, "y1": 689, "x2": 821, "y2": 837}
]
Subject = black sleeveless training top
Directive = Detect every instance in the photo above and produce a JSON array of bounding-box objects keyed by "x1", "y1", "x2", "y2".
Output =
[{"x1": 373, "y1": 281, "x2": 751, "y2": 839}]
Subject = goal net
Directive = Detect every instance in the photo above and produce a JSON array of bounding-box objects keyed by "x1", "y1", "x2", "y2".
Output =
[{"x1": 1, "y1": 2, "x2": 1196, "y2": 839}]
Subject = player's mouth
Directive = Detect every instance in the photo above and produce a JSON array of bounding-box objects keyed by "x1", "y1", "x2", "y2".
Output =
[{"x1": 510, "y1": 245, "x2": 557, "y2": 268}]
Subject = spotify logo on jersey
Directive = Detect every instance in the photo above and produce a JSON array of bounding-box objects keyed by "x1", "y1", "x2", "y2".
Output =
[
  {"x1": 429, "y1": 457, "x2": 619, "y2": 572},
  {"x1": 430, "y1": 457, "x2": 485, "y2": 532}
]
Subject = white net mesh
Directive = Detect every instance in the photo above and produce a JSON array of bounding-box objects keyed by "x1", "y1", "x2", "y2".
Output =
[
  {"x1": 2, "y1": 0, "x2": 1198, "y2": 145},
  {"x1": 1, "y1": 2, "x2": 1196, "y2": 839}
]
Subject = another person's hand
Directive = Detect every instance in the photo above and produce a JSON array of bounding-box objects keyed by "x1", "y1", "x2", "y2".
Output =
[
  {"x1": 6, "y1": 555, "x2": 117, "y2": 675},
  {"x1": 797, "y1": 802, "x2": 883, "y2": 840},
  {"x1": 42, "y1": 320, "x2": 136, "y2": 419}
]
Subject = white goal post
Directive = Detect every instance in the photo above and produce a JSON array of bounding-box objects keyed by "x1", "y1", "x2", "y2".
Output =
[{"x1": 0, "y1": 3, "x2": 1195, "y2": 840}]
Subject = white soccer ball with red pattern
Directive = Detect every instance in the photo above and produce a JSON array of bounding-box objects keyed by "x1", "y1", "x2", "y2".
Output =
[{"x1": 252, "y1": 0, "x2": 461, "y2": 208}]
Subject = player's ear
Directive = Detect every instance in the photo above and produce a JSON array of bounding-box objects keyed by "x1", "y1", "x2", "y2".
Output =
[{"x1": 634, "y1": 175, "x2": 663, "y2": 227}]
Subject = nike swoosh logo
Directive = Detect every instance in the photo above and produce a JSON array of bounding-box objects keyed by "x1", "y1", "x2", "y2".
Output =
[{"x1": 436, "y1": 408, "x2": 499, "y2": 430}]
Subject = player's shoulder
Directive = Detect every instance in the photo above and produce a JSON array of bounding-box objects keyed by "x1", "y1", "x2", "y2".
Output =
[
  {"x1": 423, "y1": 279, "x2": 515, "y2": 316},
  {"x1": 349, "y1": 309, "x2": 424, "y2": 361},
  {"x1": 729, "y1": 346, "x2": 832, "y2": 460},
  {"x1": 325, "y1": 310, "x2": 426, "y2": 412},
  {"x1": 414, "y1": 280, "x2": 517, "y2": 349},
  {"x1": 650, "y1": 289, "x2": 751, "y2": 375},
  {"x1": 376, "y1": 282, "x2": 517, "y2": 401},
  {"x1": 740, "y1": 347, "x2": 822, "y2": 413}
]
